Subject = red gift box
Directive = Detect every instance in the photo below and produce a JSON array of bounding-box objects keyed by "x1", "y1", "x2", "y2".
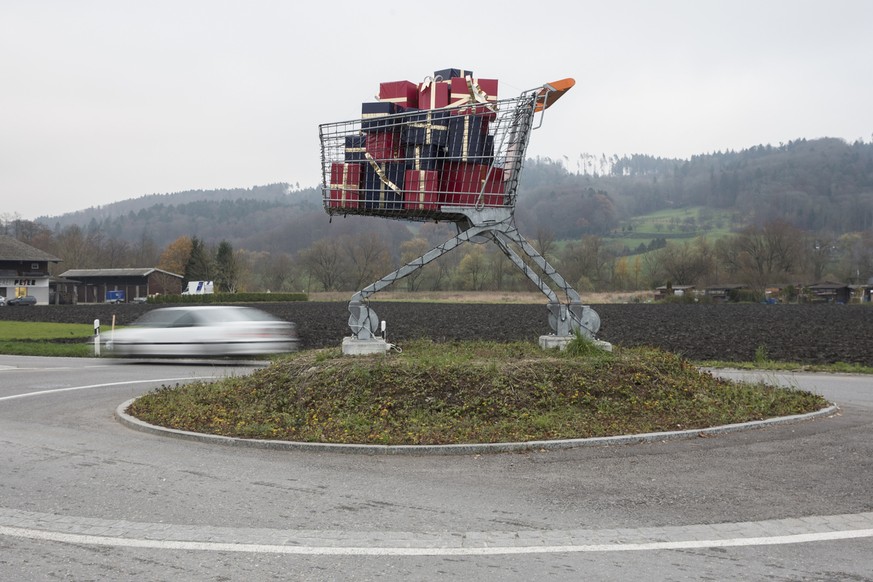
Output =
[
  {"x1": 329, "y1": 162, "x2": 361, "y2": 208},
  {"x1": 404, "y1": 169, "x2": 439, "y2": 210},
  {"x1": 379, "y1": 80, "x2": 418, "y2": 108},
  {"x1": 449, "y1": 77, "x2": 498, "y2": 116},
  {"x1": 365, "y1": 131, "x2": 400, "y2": 161},
  {"x1": 418, "y1": 79, "x2": 450, "y2": 110},
  {"x1": 440, "y1": 163, "x2": 505, "y2": 206},
  {"x1": 481, "y1": 167, "x2": 506, "y2": 206}
]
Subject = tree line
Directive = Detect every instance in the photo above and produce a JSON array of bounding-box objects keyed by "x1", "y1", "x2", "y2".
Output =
[
  {"x1": 3, "y1": 136, "x2": 872, "y2": 296},
  {"x1": 4, "y1": 211, "x2": 871, "y2": 298}
]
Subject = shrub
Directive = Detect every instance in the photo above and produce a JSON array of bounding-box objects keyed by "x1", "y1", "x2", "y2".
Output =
[{"x1": 149, "y1": 292, "x2": 308, "y2": 304}]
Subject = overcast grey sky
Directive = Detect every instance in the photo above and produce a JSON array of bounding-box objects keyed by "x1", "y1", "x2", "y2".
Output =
[{"x1": 2, "y1": 0, "x2": 871, "y2": 220}]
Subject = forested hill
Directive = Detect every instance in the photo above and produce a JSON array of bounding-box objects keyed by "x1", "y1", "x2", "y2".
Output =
[
  {"x1": 37, "y1": 183, "x2": 414, "y2": 254},
  {"x1": 36, "y1": 137, "x2": 873, "y2": 253},
  {"x1": 516, "y1": 138, "x2": 873, "y2": 238}
]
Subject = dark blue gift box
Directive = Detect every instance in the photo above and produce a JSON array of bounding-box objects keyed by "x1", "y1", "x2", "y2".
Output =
[
  {"x1": 362, "y1": 161, "x2": 406, "y2": 210},
  {"x1": 434, "y1": 68, "x2": 473, "y2": 81},
  {"x1": 403, "y1": 143, "x2": 444, "y2": 172},
  {"x1": 403, "y1": 109, "x2": 451, "y2": 147},
  {"x1": 344, "y1": 135, "x2": 366, "y2": 162},
  {"x1": 445, "y1": 114, "x2": 492, "y2": 163},
  {"x1": 361, "y1": 102, "x2": 408, "y2": 131}
]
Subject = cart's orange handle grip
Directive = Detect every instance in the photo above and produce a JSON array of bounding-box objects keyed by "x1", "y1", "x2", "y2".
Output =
[{"x1": 535, "y1": 78, "x2": 575, "y2": 112}]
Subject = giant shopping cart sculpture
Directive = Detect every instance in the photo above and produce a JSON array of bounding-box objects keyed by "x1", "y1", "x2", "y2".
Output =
[{"x1": 319, "y1": 76, "x2": 601, "y2": 353}]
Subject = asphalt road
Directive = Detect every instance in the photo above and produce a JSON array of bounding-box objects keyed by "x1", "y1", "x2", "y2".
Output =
[{"x1": 1, "y1": 356, "x2": 872, "y2": 581}]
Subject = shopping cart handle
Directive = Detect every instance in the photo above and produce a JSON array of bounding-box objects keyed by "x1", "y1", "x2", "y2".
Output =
[{"x1": 535, "y1": 78, "x2": 575, "y2": 112}]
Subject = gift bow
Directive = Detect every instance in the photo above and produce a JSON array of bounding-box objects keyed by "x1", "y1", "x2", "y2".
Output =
[
  {"x1": 450, "y1": 75, "x2": 497, "y2": 112},
  {"x1": 419, "y1": 75, "x2": 446, "y2": 110}
]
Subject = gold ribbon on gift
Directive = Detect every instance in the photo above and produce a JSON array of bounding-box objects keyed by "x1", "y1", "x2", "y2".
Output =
[
  {"x1": 408, "y1": 111, "x2": 448, "y2": 145},
  {"x1": 456, "y1": 116, "x2": 471, "y2": 160},
  {"x1": 408, "y1": 169, "x2": 433, "y2": 209},
  {"x1": 330, "y1": 165, "x2": 352, "y2": 190},
  {"x1": 410, "y1": 145, "x2": 422, "y2": 170},
  {"x1": 330, "y1": 164, "x2": 358, "y2": 206},
  {"x1": 345, "y1": 145, "x2": 365, "y2": 157},
  {"x1": 364, "y1": 152, "x2": 400, "y2": 194}
]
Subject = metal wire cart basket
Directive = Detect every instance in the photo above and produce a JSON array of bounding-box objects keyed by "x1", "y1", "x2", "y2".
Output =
[{"x1": 319, "y1": 71, "x2": 601, "y2": 353}]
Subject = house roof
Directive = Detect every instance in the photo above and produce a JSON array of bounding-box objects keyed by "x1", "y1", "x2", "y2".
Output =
[
  {"x1": 807, "y1": 281, "x2": 849, "y2": 290},
  {"x1": 59, "y1": 268, "x2": 183, "y2": 279},
  {"x1": 0, "y1": 235, "x2": 61, "y2": 262}
]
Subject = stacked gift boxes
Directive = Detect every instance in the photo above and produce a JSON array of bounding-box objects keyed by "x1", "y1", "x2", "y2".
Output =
[{"x1": 330, "y1": 68, "x2": 506, "y2": 213}]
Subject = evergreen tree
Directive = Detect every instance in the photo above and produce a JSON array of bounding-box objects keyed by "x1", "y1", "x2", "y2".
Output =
[
  {"x1": 184, "y1": 236, "x2": 213, "y2": 283},
  {"x1": 214, "y1": 240, "x2": 237, "y2": 293}
]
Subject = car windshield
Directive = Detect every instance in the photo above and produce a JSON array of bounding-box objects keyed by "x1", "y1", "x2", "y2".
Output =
[{"x1": 131, "y1": 307, "x2": 281, "y2": 328}]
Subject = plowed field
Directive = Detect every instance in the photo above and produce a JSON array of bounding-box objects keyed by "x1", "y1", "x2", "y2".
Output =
[{"x1": 3, "y1": 302, "x2": 871, "y2": 365}]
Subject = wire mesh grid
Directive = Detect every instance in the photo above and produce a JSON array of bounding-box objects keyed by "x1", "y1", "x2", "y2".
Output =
[{"x1": 319, "y1": 90, "x2": 539, "y2": 222}]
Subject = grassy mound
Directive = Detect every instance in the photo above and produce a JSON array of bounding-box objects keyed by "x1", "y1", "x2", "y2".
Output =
[{"x1": 127, "y1": 339, "x2": 828, "y2": 446}]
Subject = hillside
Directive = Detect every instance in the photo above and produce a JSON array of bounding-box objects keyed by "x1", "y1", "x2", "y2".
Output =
[{"x1": 34, "y1": 138, "x2": 873, "y2": 256}]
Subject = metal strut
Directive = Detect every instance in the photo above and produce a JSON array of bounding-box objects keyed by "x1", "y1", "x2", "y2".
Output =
[{"x1": 347, "y1": 212, "x2": 601, "y2": 341}]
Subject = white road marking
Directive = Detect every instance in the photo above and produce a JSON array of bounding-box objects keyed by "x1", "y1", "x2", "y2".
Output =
[
  {"x1": 0, "y1": 377, "x2": 220, "y2": 402},
  {"x1": 1, "y1": 525, "x2": 871, "y2": 555}
]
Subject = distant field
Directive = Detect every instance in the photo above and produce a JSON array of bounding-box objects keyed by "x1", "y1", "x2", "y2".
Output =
[{"x1": 607, "y1": 206, "x2": 738, "y2": 251}]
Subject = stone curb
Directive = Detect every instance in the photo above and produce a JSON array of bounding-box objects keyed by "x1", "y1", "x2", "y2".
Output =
[{"x1": 115, "y1": 399, "x2": 840, "y2": 456}]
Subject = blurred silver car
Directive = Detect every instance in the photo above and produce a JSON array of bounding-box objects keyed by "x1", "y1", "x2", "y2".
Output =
[{"x1": 106, "y1": 306, "x2": 300, "y2": 357}]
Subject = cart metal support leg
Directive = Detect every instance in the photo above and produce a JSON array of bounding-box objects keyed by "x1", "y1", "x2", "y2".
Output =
[
  {"x1": 489, "y1": 229, "x2": 600, "y2": 338},
  {"x1": 346, "y1": 216, "x2": 600, "y2": 344},
  {"x1": 348, "y1": 224, "x2": 489, "y2": 341}
]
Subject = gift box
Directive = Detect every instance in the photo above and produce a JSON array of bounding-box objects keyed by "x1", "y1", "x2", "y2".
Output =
[
  {"x1": 404, "y1": 143, "x2": 443, "y2": 171},
  {"x1": 379, "y1": 80, "x2": 418, "y2": 108},
  {"x1": 361, "y1": 102, "x2": 407, "y2": 131},
  {"x1": 481, "y1": 166, "x2": 506, "y2": 206},
  {"x1": 363, "y1": 161, "x2": 406, "y2": 210},
  {"x1": 328, "y1": 162, "x2": 362, "y2": 208},
  {"x1": 404, "y1": 109, "x2": 450, "y2": 146},
  {"x1": 365, "y1": 131, "x2": 400, "y2": 161},
  {"x1": 449, "y1": 77, "x2": 498, "y2": 117},
  {"x1": 344, "y1": 135, "x2": 366, "y2": 162},
  {"x1": 440, "y1": 162, "x2": 505, "y2": 206},
  {"x1": 418, "y1": 79, "x2": 450, "y2": 110},
  {"x1": 404, "y1": 169, "x2": 439, "y2": 210},
  {"x1": 434, "y1": 68, "x2": 474, "y2": 80},
  {"x1": 445, "y1": 114, "x2": 492, "y2": 163}
]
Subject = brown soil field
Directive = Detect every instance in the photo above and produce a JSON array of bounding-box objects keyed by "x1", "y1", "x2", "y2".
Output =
[{"x1": 2, "y1": 301, "x2": 871, "y2": 365}]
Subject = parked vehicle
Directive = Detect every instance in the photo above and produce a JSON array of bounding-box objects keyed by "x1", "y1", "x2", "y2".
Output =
[
  {"x1": 7, "y1": 295, "x2": 37, "y2": 306},
  {"x1": 104, "y1": 306, "x2": 300, "y2": 357},
  {"x1": 182, "y1": 281, "x2": 214, "y2": 295}
]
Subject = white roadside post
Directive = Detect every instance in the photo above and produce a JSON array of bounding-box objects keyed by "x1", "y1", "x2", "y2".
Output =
[{"x1": 93, "y1": 319, "x2": 100, "y2": 357}]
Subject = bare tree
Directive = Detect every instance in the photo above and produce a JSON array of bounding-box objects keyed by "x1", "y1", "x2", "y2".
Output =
[
  {"x1": 399, "y1": 237, "x2": 430, "y2": 291},
  {"x1": 342, "y1": 232, "x2": 392, "y2": 290},
  {"x1": 299, "y1": 238, "x2": 346, "y2": 291},
  {"x1": 715, "y1": 220, "x2": 804, "y2": 291},
  {"x1": 654, "y1": 238, "x2": 715, "y2": 286}
]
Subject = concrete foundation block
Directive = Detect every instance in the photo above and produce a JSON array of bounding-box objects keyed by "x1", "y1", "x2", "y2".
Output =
[{"x1": 342, "y1": 337, "x2": 391, "y2": 356}]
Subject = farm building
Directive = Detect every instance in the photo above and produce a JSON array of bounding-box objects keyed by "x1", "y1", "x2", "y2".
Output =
[{"x1": 59, "y1": 268, "x2": 183, "y2": 303}]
